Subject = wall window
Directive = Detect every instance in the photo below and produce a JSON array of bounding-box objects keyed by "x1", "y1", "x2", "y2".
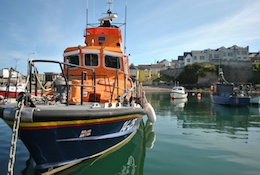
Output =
[
  {"x1": 85, "y1": 54, "x2": 98, "y2": 66},
  {"x1": 194, "y1": 56, "x2": 197, "y2": 60},
  {"x1": 209, "y1": 54, "x2": 212, "y2": 59},
  {"x1": 214, "y1": 54, "x2": 219, "y2": 58},
  {"x1": 200, "y1": 56, "x2": 205, "y2": 60},
  {"x1": 228, "y1": 52, "x2": 233, "y2": 56},
  {"x1": 242, "y1": 51, "x2": 247, "y2": 55},
  {"x1": 105, "y1": 55, "x2": 120, "y2": 69},
  {"x1": 45, "y1": 74, "x2": 53, "y2": 81}
]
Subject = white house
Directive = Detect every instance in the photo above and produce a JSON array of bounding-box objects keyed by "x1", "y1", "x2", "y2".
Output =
[
  {"x1": 158, "y1": 59, "x2": 170, "y2": 67},
  {"x1": 182, "y1": 45, "x2": 250, "y2": 67},
  {"x1": 183, "y1": 52, "x2": 193, "y2": 65}
]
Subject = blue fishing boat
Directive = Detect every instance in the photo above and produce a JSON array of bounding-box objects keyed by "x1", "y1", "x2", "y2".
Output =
[
  {"x1": 0, "y1": 1, "x2": 156, "y2": 174},
  {"x1": 210, "y1": 68, "x2": 250, "y2": 106}
]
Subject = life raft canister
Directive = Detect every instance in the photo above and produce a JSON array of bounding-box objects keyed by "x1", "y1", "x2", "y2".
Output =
[{"x1": 69, "y1": 80, "x2": 81, "y2": 104}]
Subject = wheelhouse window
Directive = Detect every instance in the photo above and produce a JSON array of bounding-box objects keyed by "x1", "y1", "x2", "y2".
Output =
[
  {"x1": 105, "y1": 55, "x2": 120, "y2": 69},
  {"x1": 66, "y1": 55, "x2": 79, "y2": 68},
  {"x1": 85, "y1": 54, "x2": 98, "y2": 66}
]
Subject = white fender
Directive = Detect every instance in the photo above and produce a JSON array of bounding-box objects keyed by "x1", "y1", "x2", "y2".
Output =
[{"x1": 145, "y1": 102, "x2": 156, "y2": 123}]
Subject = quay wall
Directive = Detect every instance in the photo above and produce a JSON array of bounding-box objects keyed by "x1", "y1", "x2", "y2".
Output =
[{"x1": 161, "y1": 62, "x2": 253, "y2": 86}]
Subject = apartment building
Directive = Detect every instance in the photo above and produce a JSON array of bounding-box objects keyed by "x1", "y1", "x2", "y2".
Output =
[{"x1": 184, "y1": 45, "x2": 250, "y2": 66}]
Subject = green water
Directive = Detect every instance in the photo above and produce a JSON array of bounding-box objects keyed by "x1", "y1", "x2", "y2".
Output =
[{"x1": 1, "y1": 92, "x2": 260, "y2": 175}]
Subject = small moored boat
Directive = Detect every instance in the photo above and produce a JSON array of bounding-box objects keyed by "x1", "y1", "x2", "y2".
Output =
[
  {"x1": 210, "y1": 68, "x2": 250, "y2": 106},
  {"x1": 170, "y1": 86, "x2": 188, "y2": 99},
  {"x1": 250, "y1": 96, "x2": 260, "y2": 105}
]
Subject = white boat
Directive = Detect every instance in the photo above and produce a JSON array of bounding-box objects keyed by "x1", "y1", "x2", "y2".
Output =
[
  {"x1": 250, "y1": 96, "x2": 260, "y2": 105},
  {"x1": 170, "y1": 86, "x2": 188, "y2": 99}
]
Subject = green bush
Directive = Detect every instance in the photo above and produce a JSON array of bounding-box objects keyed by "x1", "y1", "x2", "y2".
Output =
[
  {"x1": 252, "y1": 62, "x2": 260, "y2": 72},
  {"x1": 176, "y1": 63, "x2": 216, "y2": 84},
  {"x1": 250, "y1": 63, "x2": 260, "y2": 83},
  {"x1": 153, "y1": 74, "x2": 172, "y2": 82}
]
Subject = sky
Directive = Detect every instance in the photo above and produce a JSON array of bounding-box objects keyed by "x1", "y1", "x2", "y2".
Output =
[{"x1": 0, "y1": 0, "x2": 260, "y2": 75}]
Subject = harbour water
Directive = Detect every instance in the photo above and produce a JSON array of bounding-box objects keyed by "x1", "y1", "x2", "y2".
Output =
[{"x1": 1, "y1": 92, "x2": 260, "y2": 175}]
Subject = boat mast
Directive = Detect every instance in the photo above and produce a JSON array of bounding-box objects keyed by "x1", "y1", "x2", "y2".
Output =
[
  {"x1": 86, "y1": 0, "x2": 127, "y2": 53},
  {"x1": 86, "y1": 0, "x2": 88, "y2": 28},
  {"x1": 107, "y1": 0, "x2": 112, "y2": 16},
  {"x1": 124, "y1": 1, "x2": 127, "y2": 53},
  {"x1": 105, "y1": 0, "x2": 127, "y2": 53}
]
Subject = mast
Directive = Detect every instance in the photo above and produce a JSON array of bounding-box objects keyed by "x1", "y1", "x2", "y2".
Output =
[
  {"x1": 86, "y1": 0, "x2": 88, "y2": 28},
  {"x1": 124, "y1": 1, "x2": 127, "y2": 53},
  {"x1": 107, "y1": 0, "x2": 112, "y2": 16}
]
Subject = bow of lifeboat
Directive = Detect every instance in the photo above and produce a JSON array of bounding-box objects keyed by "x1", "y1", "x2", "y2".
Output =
[{"x1": 0, "y1": 5, "x2": 156, "y2": 174}]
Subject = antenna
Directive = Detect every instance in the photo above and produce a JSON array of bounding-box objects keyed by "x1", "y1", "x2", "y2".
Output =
[
  {"x1": 86, "y1": 0, "x2": 88, "y2": 28},
  {"x1": 124, "y1": 1, "x2": 127, "y2": 53},
  {"x1": 107, "y1": 0, "x2": 113, "y2": 15}
]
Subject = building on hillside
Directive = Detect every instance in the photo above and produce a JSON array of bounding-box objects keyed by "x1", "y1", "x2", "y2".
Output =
[
  {"x1": 182, "y1": 45, "x2": 250, "y2": 67},
  {"x1": 169, "y1": 59, "x2": 179, "y2": 68},
  {"x1": 177, "y1": 56, "x2": 185, "y2": 68},
  {"x1": 135, "y1": 65, "x2": 152, "y2": 83},
  {"x1": 157, "y1": 59, "x2": 170, "y2": 67},
  {"x1": 130, "y1": 62, "x2": 166, "y2": 83},
  {"x1": 0, "y1": 68, "x2": 25, "y2": 84},
  {"x1": 183, "y1": 52, "x2": 192, "y2": 65},
  {"x1": 151, "y1": 64, "x2": 165, "y2": 78},
  {"x1": 249, "y1": 52, "x2": 260, "y2": 62},
  {"x1": 130, "y1": 64, "x2": 139, "y2": 81}
]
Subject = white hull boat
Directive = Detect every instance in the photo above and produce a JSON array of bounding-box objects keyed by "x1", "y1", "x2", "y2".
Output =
[{"x1": 170, "y1": 86, "x2": 188, "y2": 99}]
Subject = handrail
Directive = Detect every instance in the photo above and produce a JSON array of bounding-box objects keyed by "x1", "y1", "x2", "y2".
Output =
[
  {"x1": 27, "y1": 59, "x2": 132, "y2": 105},
  {"x1": 28, "y1": 60, "x2": 96, "y2": 105}
]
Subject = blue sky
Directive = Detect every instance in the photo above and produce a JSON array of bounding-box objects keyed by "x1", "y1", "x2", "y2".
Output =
[{"x1": 1, "y1": 0, "x2": 260, "y2": 75}]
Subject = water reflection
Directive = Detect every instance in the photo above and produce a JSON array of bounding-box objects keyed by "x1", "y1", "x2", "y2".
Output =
[
  {"x1": 146, "y1": 92, "x2": 260, "y2": 140},
  {"x1": 170, "y1": 98, "x2": 188, "y2": 111},
  {"x1": 21, "y1": 120, "x2": 156, "y2": 175}
]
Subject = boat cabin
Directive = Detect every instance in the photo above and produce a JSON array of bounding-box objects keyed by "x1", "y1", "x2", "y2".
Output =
[
  {"x1": 212, "y1": 83, "x2": 234, "y2": 96},
  {"x1": 60, "y1": 17, "x2": 132, "y2": 104},
  {"x1": 63, "y1": 16, "x2": 129, "y2": 78}
]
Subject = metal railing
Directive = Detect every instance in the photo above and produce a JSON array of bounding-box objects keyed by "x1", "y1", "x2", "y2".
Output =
[{"x1": 27, "y1": 59, "x2": 133, "y2": 105}]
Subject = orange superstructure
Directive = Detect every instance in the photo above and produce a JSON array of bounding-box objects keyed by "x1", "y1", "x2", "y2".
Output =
[{"x1": 63, "y1": 14, "x2": 132, "y2": 104}]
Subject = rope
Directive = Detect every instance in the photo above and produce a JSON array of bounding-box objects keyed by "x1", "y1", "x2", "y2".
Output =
[
  {"x1": 31, "y1": 63, "x2": 52, "y2": 92},
  {"x1": 7, "y1": 94, "x2": 25, "y2": 175},
  {"x1": 25, "y1": 60, "x2": 52, "y2": 92}
]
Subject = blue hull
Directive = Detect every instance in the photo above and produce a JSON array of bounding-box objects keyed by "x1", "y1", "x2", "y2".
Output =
[
  {"x1": 18, "y1": 117, "x2": 142, "y2": 172},
  {"x1": 211, "y1": 94, "x2": 250, "y2": 106},
  {"x1": 21, "y1": 120, "x2": 156, "y2": 175},
  {"x1": 56, "y1": 120, "x2": 149, "y2": 175}
]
